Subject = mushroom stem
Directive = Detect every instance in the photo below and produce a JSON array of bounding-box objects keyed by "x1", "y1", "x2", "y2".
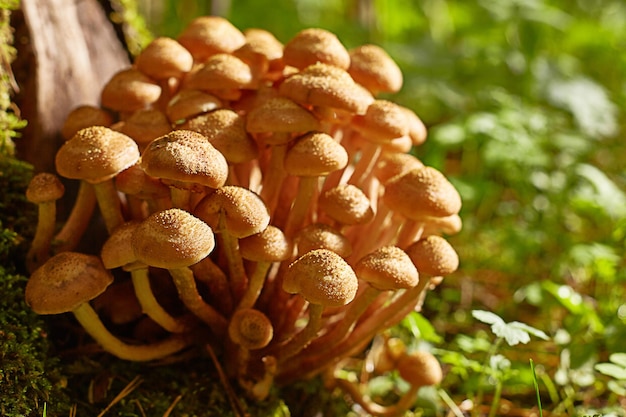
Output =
[
  {"x1": 273, "y1": 303, "x2": 324, "y2": 362},
  {"x1": 53, "y1": 181, "x2": 97, "y2": 253},
  {"x1": 93, "y1": 180, "x2": 126, "y2": 233},
  {"x1": 72, "y1": 302, "x2": 189, "y2": 361},
  {"x1": 170, "y1": 187, "x2": 192, "y2": 211},
  {"x1": 283, "y1": 176, "x2": 317, "y2": 238},
  {"x1": 26, "y1": 200, "x2": 58, "y2": 272},
  {"x1": 236, "y1": 261, "x2": 272, "y2": 311},
  {"x1": 334, "y1": 377, "x2": 421, "y2": 417},
  {"x1": 192, "y1": 256, "x2": 234, "y2": 315},
  {"x1": 130, "y1": 267, "x2": 189, "y2": 333},
  {"x1": 395, "y1": 220, "x2": 424, "y2": 249},
  {"x1": 347, "y1": 142, "x2": 381, "y2": 189},
  {"x1": 168, "y1": 265, "x2": 228, "y2": 336},
  {"x1": 260, "y1": 143, "x2": 288, "y2": 215}
]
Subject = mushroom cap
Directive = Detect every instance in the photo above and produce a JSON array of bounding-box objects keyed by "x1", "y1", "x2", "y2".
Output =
[
  {"x1": 234, "y1": 28, "x2": 285, "y2": 80},
  {"x1": 194, "y1": 185, "x2": 270, "y2": 239},
  {"x1": 117, "y1": 108, "x2": 173, "y2": 146},
  {"x1": 422, "y1": 214, "x2": 463, "y2": 237},
  {"x1": 296, "y1": 223, "x2": 352, "y2": 258},
  {"x1": 115, "y1": 163, "x2": 170, "y2": 199},
  {"x1": 239, "y1": 225, "x2": 290, "y2": 262},
  {"x1": 354, "y1": 246, "x2": 419, "y2": 291},
  {"x1": 55, "y1": 126, "x2": 140, "y2": 183},
  {"x1": 228, "y1": 308, "x2": 274, "y2": 350},
  {"x1": 177, "y1": 16, "x2": 246, "y2": 61},
  {"x1": 101, "y1": 221, "x2": 141, "y2": 270},
  {"x1": 132, "y1": 208, "x2": 215, "y2": 269},
  {"x1": 374, "y1": 152, "x2": 424, "y2": 184},
  {"x1": 401, "y1": 105, "x2": 427, "y2": 146},
  {"x1": 26, "y1": 173, "x2": 65, "y2": 204},
  {"x1": 184, "y1": 54, "x2": 253, "y2": 92},
  {"x1": 179, "y1": 109, "x2": 258, "y2": 163},
  {"x1": 135, "y1": 37, "x2": 194, "y2": 80},
  {"x1": 141, "y1": 130, "x2": 229, "y2": 191},
  {"x1": 100, "y1": 68, "x2": 161, "y2": 113},
  {"x1": 166, "y1": 89, "x2": 222, "y2": 124},
  {"x1": 380, "y1": 135, "x2": 413, "y2": 154},
  {"x1": 397, "y1": 351, "x2": 443, "y2": 387},
  {"x1": 383, "y1": 166, "x2": 462, "y2": 219},
  {"x1": 61, "y1": 105, "x2": 113, "y2": 141},
  {"x1": 405, "y1": 235, "x2": 459, "y2": 277},
  {"x1": 351, "y1": 100, "x2": 409, "y2": 144},
  {"x1": 283, "y1": 28, "x2": 350, "y2": 70},
  {"x1": 283, "y1": 249, "x2": 358, "y2": 307},
  {"x1": 284, "y1": 131, "x2": 348, "y2": 177},
  {"x1": 278, "y1": 63, "x2": 374, "y2": 115},
  {"x1": 318, "y1": 184, "x2": 374, "y2": 225},
  {"x1": 348, "y1": 44, "x2": 403, "y2": 94},
  {"x1": 25, "y1": 252, "x2": 114, "y2": 315},
  {"x1": 246, "y1": 97, "x2": 320, "y2": 141}
]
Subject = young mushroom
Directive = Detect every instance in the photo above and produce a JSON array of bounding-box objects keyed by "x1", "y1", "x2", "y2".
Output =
[{"x1": 25, "y1": 252, "x2": 189, "y2": 361}]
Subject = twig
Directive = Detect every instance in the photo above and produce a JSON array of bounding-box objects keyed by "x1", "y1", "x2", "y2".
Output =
[{"x1": 96, "y1": 375, "x2": 143, "y2": 417}]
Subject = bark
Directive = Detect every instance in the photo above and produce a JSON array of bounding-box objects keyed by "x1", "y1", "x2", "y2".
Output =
[{"x1": 12, "y1": 0, "x2": 130, "y2": 173}]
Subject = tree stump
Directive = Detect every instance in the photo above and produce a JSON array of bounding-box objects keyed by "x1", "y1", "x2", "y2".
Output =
[{"x1": 12, "y1": 0, "x2": 130, "y2": 173}]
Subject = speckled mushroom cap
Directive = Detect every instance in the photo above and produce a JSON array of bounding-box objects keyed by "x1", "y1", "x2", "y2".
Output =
[
  {"x1": 284, "y1": 131, "x2": 348, "y2": 177},
  {"x1": 422, "y1": 214, "x2": 463, "y2": 237},
  {"x1": 184, "y1": 53, "x2": 253, "y2": 92},
  {"x1": 354, "y1": 246, "x2": 419, "y2": 291},
  {"x1": 283, "y1": 248, "x2": 358, "y2": 307},
  {"x1": 26, "y1": 173, "x2": 65, "y2": 204},
  {"x1": 179, "y1": 109, "x2": 258, "y2": 163},
  {"x1": 140, "y1": 130, "x2": 228, "y2": 191},
  {"x1": 295, "y1": 223, "x2": 352, "y2": 258},
  {"x1": 101, "y1": 221, "x2": 141, "y2": 270},
  {"x1": 131, "y1": 208, "x2": 215, "y2": 269},
  {"x1": 383, "y1": 166, "x2": 462, "y2": 219},
  {"x1": 246, "y1": 97, "x2": 320, "y2": 143},
  {"x1": 117, "y1": 109, "x2": 173, "y2": 147},
  {"x1": 351, "y1": 100, "x2": 410, "y2": 144},
  {"x1": 177, "y1": 16, "x2": 246, "y2": 61},
  {"x1": 348, "y1": 44, "x2": 403, "y2": 94},
  {"x1": 25, "y1": 252, "x2": 114, "y2": 315},
  {"x1": 283, "y1": 28, "x2": 350, "y2": 70},
  {"x1": 194, "y1": 185, "x2": 270, "y2": 239},
  {"x1": 166, "y1": 89, "x2": 222, "y2": 124},
  {"x1": 401, "y1": 105, "x2": 428, "y2": 146},
  {"x1": 234, "y1": 28, "x2": 284, "y2": 80},
  {"x1": 278, "y1": 63, "x2": 374, "y2": 115},
  {"x1": 239, "y1": 225, "x2": 290, "y2": 262},
  {"x1": 318, "y1": 184, "x2": 374, "y2": 225},
  {"x1": 405, "y1": 235, "x2": 459, "y2": 277},
  {"x1": 55, "y1": 126, "x2": 140, "y2": 184},
  {"x1": 228, "y1": 308, "x2": 274, "y2": 350},
  {"x1": 374, "y1": 152, "x2": 424, "y2": 184},
  {"x1": 115, "y1": 163, "x2": 170, "y2": 199},
  {"x1": 396, "y1": 351, "x2": 443, "y2": 387},
  {"x1": 100, "y1": 68, "x2": 161, "y2": 113},
  {"x1": 61, "y1": 105, "x2": 113, "y2": 141},
  {"x1": 135, "y1": 37, "x2": 194, "y2": 80}
]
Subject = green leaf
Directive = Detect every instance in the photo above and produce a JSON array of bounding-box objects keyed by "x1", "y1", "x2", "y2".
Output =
[
  {"x1": 610, "y1": 353, "x2": 626, "y2": 368},
  {"x1": 595, "y1": 363, "x2": 626, "y2": 380},
  {"x1": 472, "y1": 310, "x2": 549, "y2": 346},
  {"x1": 400, "y1": 312, "x2": 444, "y2": 344}
]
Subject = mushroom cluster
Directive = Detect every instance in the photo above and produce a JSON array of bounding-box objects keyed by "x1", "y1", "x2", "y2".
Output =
[{"x1": 24, "y1": 16, "x2": 461, "y2": 415}]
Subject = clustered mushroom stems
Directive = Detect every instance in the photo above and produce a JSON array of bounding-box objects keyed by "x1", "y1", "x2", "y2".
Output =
[{"x1": 25, "y1": 16, "x2": 462, "y2": 415}]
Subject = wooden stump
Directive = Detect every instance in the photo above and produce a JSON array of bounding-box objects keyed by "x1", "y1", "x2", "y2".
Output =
[{"x1": 12, "y1": 0, "x2": 130, "y2": 173}]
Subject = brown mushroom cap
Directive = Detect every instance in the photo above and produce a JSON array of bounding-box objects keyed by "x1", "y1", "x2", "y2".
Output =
[
  {"x1": 374, "y1": 152, "x2": 424, "y2": 184},
  {"x1": 405, "y1": 235, "x2": 459, "y2": 277},
  {"x1": 239, "y1": 225, "x2": 290, "y2": 262},
  {"x1": 183, "y1": 54, "x2": 253, "y2": 93},
  {"x1": 179, "y1": 109, "x2": 258, "y2": 163},
  {"x1": 132, "y1": 208, "x2": 215, "y2": 269},
  {"x1": 117, "y1": 109, "x2": 173, "y2": 146},
  {"x1": 354, "y1": 246, "x2": 419, "y2": 291},
  {"x1": 100, "y1": 68, "x2": 161, "y2": 113},
  {"x1": 194, "y1": 185, "x2": 270, "y2": 239},
  {"x1": 283, "y1": 28, "x2": 350, "y2": 70},
  {"x1": 26, "y1": 173, "x2": 65, "y2": 204},
  {"x1": 26, "y1": 252, "x2": 114, "y2": 315},
  {"x1": 396, "y1": 351, "x2": 443, "y2": 387},
  {"x1": 246, "y1": 97, "x2": 320, "y2": 142},
  {"x1": 61, "y1": 105, "x2": 114, "y2": 141},
  {"x1": 401, "y1": 105, "x2": 428, "y2": 146},
  {"x1": 348, "y1": 44, "x2": 403, "y2": 94},
  {"x1": 296, "y1": 223, "x2": 352, "y2": 258},
  {"x1": 177, "y1": 16, "x2": 246, "y2": 61},
  {"x1": 234, "y1": 28, "x2": 285, "y2": 80},
  {"x1": 55, "y1": 126, "x2": 140, "y2": 184},
  {"x1": 115, "y1": 163, "x2": 170, "y2": 200},
  {"x1": 351, "y1": 100, "x2": 409, "y2": 144},
  {"x1": 383, "y1": 166, "x2": 462, "y2": 219},
  {"x1": 166, "y1": 89, "x2": 222, "y2": 124},
  {"x1": 141, "y1": 130, "x2": 229, "y2": 191},
  {"x1": 283, "y1": 248, "x2": 358, "y2": 307},
  {"x1": 278, "y1": 63, "x2": 374, "y2": 115},
  {"x1": 228, "y1": 308, "x2": 274, "y2": 350},
  {"x1": 318, "y1": 184, "x2": 374, "y2": 225},
  {"x1": 284, "y1": 131, "x2": 348, "y2": 177},
  {"x1": 101, "y1": 221, "x2": 141, "y2": 270},
  {"x1": 135, "y1": 37, "x2": 194, "y2": 80},
  {"x1": 422, "y1": 214, "x2": 463, "y2": 237}
]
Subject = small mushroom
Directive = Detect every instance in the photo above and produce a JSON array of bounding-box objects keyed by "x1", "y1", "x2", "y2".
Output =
[
  {"x1": 183, "y1": 54, "x2": 253, "y2": 101},
  {"x1": 348, "y1": 44, "x2": 403, "y2": 95},
  {"x1": 177, "y1": 16, "x2": 246, "y2": 62},
  {"x1": 318, "y1": 184, "x2": 374, "y2": 228},
  {"x1": 100, "y1": 68, "x2": 161, "y2": 114},
  {"x1": 25, "y1": 252, "x2": 189, "y2": 361},
  {"x1": 166, "y1": 89, "x2": 223, "y2": 124},
  {"x1": 283, "y1": 28, "x2": 350, "y2": 70},
  {"x1": 61, "y1": 105, "x2": 113, "y2": 141}
]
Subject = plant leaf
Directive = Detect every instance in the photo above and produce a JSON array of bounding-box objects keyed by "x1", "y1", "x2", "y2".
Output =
[
  {"x1": 595, "y1": 363, "x2": 626, "y2": 380},
  {"x1": 610, "y1": 353, "x2": 626, "y2": 368}
]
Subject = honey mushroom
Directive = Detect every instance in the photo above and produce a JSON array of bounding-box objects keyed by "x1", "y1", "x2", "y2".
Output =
[
  {"x1": 55, "y1": 126, "x2": 140, "y2": 233},
  {"x1": 140, "y1": 130, "x2": 229, "y2": 210},
  {"x1": 233, "y1": 28, "x2": 285, "y2": 83},
  {"x1": 61, "y1": 105, "x2": 114, "y2": 141},
  {"x1": 166, "y1": 89, "x2": 223, "y2": 125},
  {"x1": 183, "y1": 53, "x2": 254, "y2": 101},
  {"x1": 100, "y1": 68, "x2": 162, "y2": 117},
  {"x1": 176, "y1": 15, "x2": 246, "y2": 62},
  {"x1": 25, "y1": 252, "x2": 189, "y2": 361},
  {"x1": 282, "y1": 28, "x2": 351, "y2": 71},
  {"x1": 25, "y1": 173, "x2": 65, "y2": 272},
  {"x1": 131, "y1": 208, "x2": 228, "y2": 336},
  {"x1": 347, "y1": 44, "x2": 403, "y2": 96}
]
